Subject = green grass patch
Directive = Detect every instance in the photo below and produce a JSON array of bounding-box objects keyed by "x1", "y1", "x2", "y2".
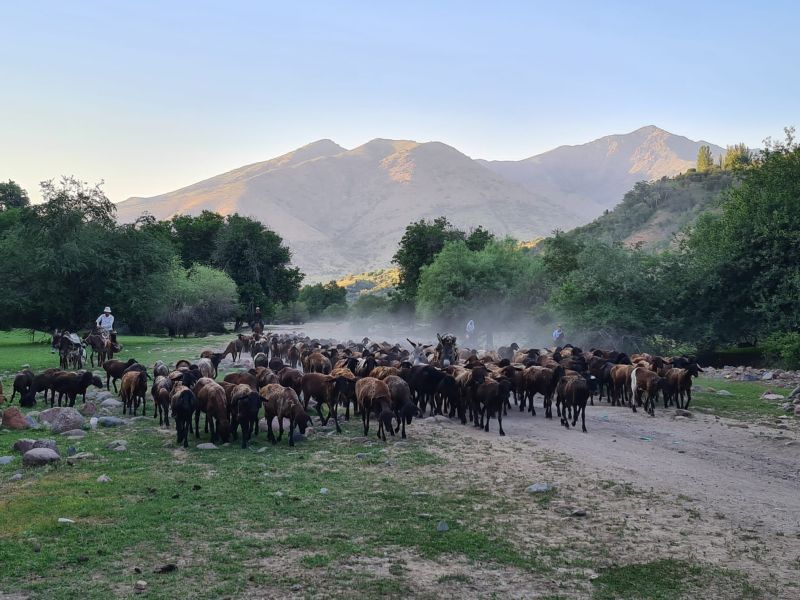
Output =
[
  {"x1": 592, "y1": 558, "x2": 761, "y2": 600},
  {"x1": 691, "y1": 377, "x2": 788, "y2": 421}
]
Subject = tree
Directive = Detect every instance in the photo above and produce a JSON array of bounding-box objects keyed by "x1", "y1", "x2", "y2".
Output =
[
  {"x1": 696, "y1": 145, "x2": 714, "y2": 172},
  {"x1": 392, "y1": 217, "x2": 466, "y2": 301},
  {"x1": 298, "y1": 281, "x2": 347, "y2": 318},
  {"x1": 171, "y1": 211, "x2": 225, "y2": 267},
  {"x1": 0, "y1": 180, "x2": 29, "y2": 210},
  {"x1": 212, "y1": 214, "x2": 303, "y2": 320},
  {"x1": 722, "y1": 143, "x2": 752, "y2": 170},
  {"x1": 465, "y1": 226, "x2": 495, "y2": 251}
]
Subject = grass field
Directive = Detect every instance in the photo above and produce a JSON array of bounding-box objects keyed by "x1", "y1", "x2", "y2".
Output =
[{"x1": 0, "y1": 330, "x2": 786, "y2": 598}]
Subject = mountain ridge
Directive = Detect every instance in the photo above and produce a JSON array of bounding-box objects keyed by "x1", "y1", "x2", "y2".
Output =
[{"x1": 116, "y1": 126, "x2": 725, "y2": 280}]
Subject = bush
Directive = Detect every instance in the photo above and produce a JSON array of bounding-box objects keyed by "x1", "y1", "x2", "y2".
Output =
[
  {"x1": 762, "y1": 332, "x2": 800, "y2": 369},
  {"x1": 273, "y1": 301, "x2": 309, "y2": 324}
]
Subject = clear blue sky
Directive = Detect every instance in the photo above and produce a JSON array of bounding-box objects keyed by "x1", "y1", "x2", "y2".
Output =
[{"x1": 2, "y1": 0, "x2": 797, "y2": 203}]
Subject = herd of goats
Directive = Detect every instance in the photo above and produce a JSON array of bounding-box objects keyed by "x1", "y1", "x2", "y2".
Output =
[{"x1": 5, "y1": 331, "x2": 703, "y2": 448}]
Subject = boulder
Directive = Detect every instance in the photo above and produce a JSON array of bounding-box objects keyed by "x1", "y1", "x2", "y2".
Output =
[
  {"x1": 79, "y1": 401, "x2": 97, "y2": 417},
  {"x1": 12, "y1": 438, "x2": 36, "y2": 453},
  {"x1": 675, "y1": 409, "x2": 693, "y2": 418},
  {"x1": 106, "y1": 440, "x2": 128, "y2": 450},
  {"x1": 0, "y1": 456, "x2": 14, "y2": 465},
  {"x1": 762, "y1": 371, "x2": 774, "y2": 381},
  {"x1": 49, "y1": 408, "x2": 85, "y2": 434},
  {"x1": 33, "y1": 439, "x2": 58, "y2": 452},
  {"x1": 25, "y1": 415, "x2": 41, "y2": 429},
  {"x1": 196, "y1": 443, "x2": 218, "y2": 450},
  {"x1": 795, "y1": 405, "x2": 800, "y2": 417},
  {"x1": 1, "y1": 407, "x2": 28, "y2": 430},
  {"x1": 99, "y1": 398, "x2": 123, "y2": 410},
  {"x1": 22, "y1": 448, "x2": 61, "y2": 466},
  {"x1": 60, "y1": 429, "x2": 86, "y2": 438},
  {"x1": 98, "y1": 416, "x2": 126, "y2": 427}
]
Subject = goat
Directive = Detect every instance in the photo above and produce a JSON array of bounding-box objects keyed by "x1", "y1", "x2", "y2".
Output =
[
  {"x1": 22, "y1": 369, "x2": 61, "y2": 407},
  {"x1": 301, "y1": 373, "x2": 348, "y2": 433},
  {"x1": 152, "y1": 360, "x2": 169, "y2": 378},
  {"x1": 664, "y1": 368, "x2": 695, "y2": 409},
  {"x1": 555, "y1": 376, "x2": 590, "y2": 432},
  {"x1": 236, "y1": 390, "x2": 262, "y2": 449},
  {"x1": 355, "y1": 377, "x2": 394, "y2": 442},
  {"x1": 194, "y1": 378, "x2": 230, "y2": 443},
  {"x1": 383, "y1": 375, "x2": 418, "y2": 439},
  {"x1": 170, "y1": 387, "x2": 197, "y2": 448},
  {"x1": 630, "y1": 367, "x2": 667, "y2": 416},
  {"x1": 199, "y1": 351, "x2": 224, "y2": 377},
  {"x1": 151, "y1": 375, "x2": 173, "y2": 427},
  {"x1": 260, "y1": 383, "x2": 311, "y2": 447},
  {"x1": 120, "y1": 370, "x2": 148, "y2": 415},
  {"x1": 51, "y1": 370, "x2": 103, "y2": 407},
  {"x1": 11, "y1": 369, "x2": 34, "y2": 403},
  {"x1": 102, "y1": 358, "x2": 138, "y2": 392}
]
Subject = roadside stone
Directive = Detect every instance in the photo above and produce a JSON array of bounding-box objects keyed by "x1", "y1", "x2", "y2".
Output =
[
  {"x1": 1, "y1": 407, "x2": 28, "y2": 430},
  {"x1": 59, "y1": 429, "x2": 86, "y2": 439},
  {"x1": 79, "y1": 401, "x2": 97, "y2": 417},
  {"x1": 0, "y1": 456, "x2": 15, "y2": 465},
  {"x1": 716, "y1": 390, "x2": 733, "y2": 396},
  {"x1": 526, "y1": 482, "x2": 554, "y2": 494},
  {"x1": 12, "y1": 438, "x2": 36, "y2": 453},
  {"x1": 97, "y1": 474, "x2": 112, "y2": 483},
  {"x1": 196, "y1": 443, "x2": 218, "y2": 450},
  {"x1": 762, "y1": 371, "x2": 774, "y2": 381},
  {"x1": 99, "y1": 398, "x2": 123, "y2": 410},
  {"x1": 23, "y1": 448, "x2": 61, "y2": 466},
  {"x1": 49, "y1": 408, "x2": 85, "y2": 434},
  {"x1": 98, "y1": 416, "x2": 126, "y2": 427},
  {"x1": 33, "y1": 439, "x2": 57, "y2": 452},
  {"x1": 436, "y1": 520, "x2": 449, "y2": 532},
  {"x1": 134, "y1": 580, "x2": 147, "y2": 593}
]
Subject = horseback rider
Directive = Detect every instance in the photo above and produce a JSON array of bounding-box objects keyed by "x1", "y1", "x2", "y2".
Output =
[{"x1": 96, "y1": 306, "x2": 115, "y2": 337}]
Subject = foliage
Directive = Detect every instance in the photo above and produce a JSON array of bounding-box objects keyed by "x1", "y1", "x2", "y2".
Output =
[
  {"x1": 273, "y1": 301, "x2": 309, "y2": 324},
  {"x1": 298, "y1": 281, "x2": 346, "y2": 318},
  {"x1": 157, "y1": 261, "x2": 238, "y2": 336},
  {"x1": 171, "y1": 211, "x2": 225, "y2": 267},
  {"x1": 337, "y1": 268, "x2": 400, "y2": 301},
  {"x1": 416, "y1": 239, "x2": 543, "y2": 323},
  {"x1": 392, "y1": 217, "x2": 468, "y2": 301},
  {"x1": 696, "y1": 144, "x2": 714, "y2": 172},
  {"x1": 350, "y1": 294, "x2": 391, "y2": 318},
  {"x1": 212, "y1": 214, "x2": 303, "y2": 320},
  {"x1": 722, "y1": 142, "x2": 752, "y2": 170},
  {"x1": 761, "y1": 332, "x2": 800, "y2": 370},
  {"x1": 0, "y1": 180, "x2": 29, "y2": 210}
]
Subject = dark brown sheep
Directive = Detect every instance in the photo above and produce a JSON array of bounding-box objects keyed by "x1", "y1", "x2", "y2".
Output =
[
  {"x1": 194, "y1": 378, "x2": 230, "y2": 443},
  {"x1": 11, "y1": 369, "x2": 34, "y2": 403},
  {"x1": 102, "y1": 358, "x2": 138, "y2": 392},
  {"x1": 260, "y1": 383, "x2": 311, "y2": 447},
  {"x1": 151, "y1": 375, "x2": 173, "y2": 427},
  {"x1": 355, "y1": 377, "x2": 394, "y2": 441},
  {"x1": 120, "y1": 370, "x2": 148, "y2": 415},
  {"x1": 50, "y1": 370, "x2": 103, "y2": 407}
]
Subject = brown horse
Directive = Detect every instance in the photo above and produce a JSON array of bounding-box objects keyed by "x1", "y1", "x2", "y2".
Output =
[{"x1": 84, "y1": 328, "x2": 122, "y2": 367}]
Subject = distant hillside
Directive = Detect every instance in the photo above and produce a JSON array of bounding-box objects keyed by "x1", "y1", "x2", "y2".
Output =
[
  {"x1": 568, "y1": 171, "x2": 737, "y2": 248},
  {"x1": 116, "y1": 126, "x2": 725, "y2": 280},
  {"x1": 478, "y1": 125, "x2": 725, "y2": 218},
  {"x1": 337, "y1": 268, "x2": 399, "y2": 301}
]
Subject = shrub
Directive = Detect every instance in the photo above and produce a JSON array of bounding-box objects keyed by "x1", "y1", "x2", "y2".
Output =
[{"x1": 761, "y1": 332, "x2": 800, "y2": 369}]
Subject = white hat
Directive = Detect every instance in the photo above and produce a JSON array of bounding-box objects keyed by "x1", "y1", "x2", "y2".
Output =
[{"x1": 104, "y1": 306, "x2": 111, "y2": 313}]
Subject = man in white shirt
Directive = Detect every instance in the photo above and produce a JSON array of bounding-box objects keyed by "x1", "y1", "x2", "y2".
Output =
[{"x1": 96, "y1": 307, "x2": 115, "y2": 331}]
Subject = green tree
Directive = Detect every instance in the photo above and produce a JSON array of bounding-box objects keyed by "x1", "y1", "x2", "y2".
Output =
[
  {"x1": 465, "y1": 226, "x2": 495, "y2": 251},
  {"x1": 171, "y1": 211, "x2": 225, "y2": 267},
  {"x1": 0, "y1": 180, "x2": 29, "y2": 210},
  {"x1": 212, "y1": 214, "x2": 303, "y2": 320},
  {"x1": 298, "y1": 281, "x2": 347, "y2": 318},
  {"x1": 722, "y1": 143, "x2": 752, "y2": 170},
  {"x1": 696, "y1": 145, "x2": 714, "y2": 172},
  {"x1": 392, "y1": 217, "x2": 466, "y2": 301}
]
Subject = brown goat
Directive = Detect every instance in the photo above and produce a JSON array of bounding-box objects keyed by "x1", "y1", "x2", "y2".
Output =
[
  {"x1": 630, "y1": 367, "x2": 666, "y2": 416},
  {"x1": 664, "y1": 368, "x2": 694, "y2": 409},
  {"x1": 355, "y1": 377, "x2": 394, "y2": 441},
  {"x1": 383, "y1": 375, "x2": 418, "y2": 439},
  {"x1": 151, "y1": 375, "x2": 173, "y2": 427},
  {"x1": 610, "y1": 364, "x2": 635, "y2": 407},
  {"x1": 555, "y1": 376, "x2": 589, "y2": 432},
  {"x1": 194, "y1": 378, "x2": 230, "y2": 442},
  {"x1": 51, "y1": 370, "x2": 103, "y2": 407},
  {"x1": 120, "y1": 370, "x2": 148, "y2": 415},
  {"x1": 260, "y1": 383, "x2": 311, "y2": 446},
  {"x1": 102, "y1": 358, "x2": 138, "y2": 392}
]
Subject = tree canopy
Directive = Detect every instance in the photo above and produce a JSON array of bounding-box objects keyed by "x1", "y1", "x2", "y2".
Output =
[{"x1": 0, "y1": 180, "x2": 29, "y2": 211}]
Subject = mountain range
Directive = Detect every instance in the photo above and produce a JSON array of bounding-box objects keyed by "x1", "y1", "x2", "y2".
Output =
[{"x1": 116, "y1": 126, "x2": 724, "y2": 280}]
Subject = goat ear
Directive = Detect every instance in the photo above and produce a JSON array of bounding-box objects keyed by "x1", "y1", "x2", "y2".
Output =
[{"x1": 407, "y1": 338, "x2": 416, "y2": 348}]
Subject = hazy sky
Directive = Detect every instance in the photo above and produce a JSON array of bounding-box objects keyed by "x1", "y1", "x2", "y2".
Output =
[{"x1": 2, "y1": 1, "x2": 797, "y2": 203}]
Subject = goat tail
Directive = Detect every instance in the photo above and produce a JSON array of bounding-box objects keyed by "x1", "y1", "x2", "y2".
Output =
[{"x1": 630, "y1": 368, "x2": 639, "y2": 403}]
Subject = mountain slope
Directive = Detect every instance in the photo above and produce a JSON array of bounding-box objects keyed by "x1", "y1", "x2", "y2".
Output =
[
  {"x1": 478, "y1": 126, "x2": 725, "y2": 217},
  {"x1": 567, "y1": 170, "x2": 736, "y2": 248},
  {"x1": 117, "y1": 139, "x2": 580, "y2": 280}
]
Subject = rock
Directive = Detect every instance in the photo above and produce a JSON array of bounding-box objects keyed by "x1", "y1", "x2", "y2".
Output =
[
  {"x1": 57, "y1": 518, "x2": 75, "y2": 524},
  {"x1": 79, "y1": 401, "x2": 97, "y2": 417},
  {"x1": 90, "y1": 417, "x2": 98, "y2": 430},
  {"x1": 33, "y1": 439, "x2": 58, "y2": 452},
  {"x1": 795, "y1": 405, "x2": 800, "y2": 417},
  {"x1": 436, "y1": 520, "x2": 449, "y2": 532},
  {"x1": 526, "y1": 483, "x2": 554, "y2": 494},
  {"x1": 66, "y1": 452, "x2": 94, "y2": 464},
  {"x1": 99, "y1": 398, "x2": 123, "y2": 410},
  {"x1": 716, "y1": 390, "x2": 733, "y2": 396},
  {"x1": 12, "y1": 438, "x2": 36, "y2": 453},
  {"x1": 153, "y1": 563, "x2": 177, "y2": 573},
  {"x1": 675, "y1": 409, "x2": 692, "y2": 418},
  {"x1": 319, "y1": 487, "x2": 329, "y2": 495},
  {"x1": 10, "y1": 472, "x2": 22, "y2": 481},
  {"x1": 196, "y1": 443, "x2": 218, "y2": 450},
  {"x1": 25, "y1": 415, "x2": 41, "y2": 429},
  {"x1": 762, "y1": 371, "x2": 774, "y2": 381},
  {"x1": 423, "y1": 416, "x2": 438, "y2": 424},
  {"x1": 106, "y1": 440, "x2": 128, "y2": 450},
  {"x1": 256, "y1": 447, "x2": 267, "y2": 453},
  {"x1": 97, "y1": 474, "x2": 112, "y2": 483},
  {"x1": 776, "y1": 424, "x2": 789, "y2": 430},
  {"x1": 134, "y1": 580, "x2": 147, "y2": 592},
  {"x1": 349, "y1": 436, "x2": 369, "y2": 444},
  {"x1": 783, "y1": 403, "x2": 794, "y2": 412},
  {"x1": 571, "y1": 509, "x2": 588, "y2": 517},
  {"x1": 60, "y1": 429, "x2": 86, "y2": 438},
  {"x1": 274, "y1": 491, "x2": 284, "y2": 497},
  {"x1": 742, "y1": 374, "x2": 760, "y2": 382},
  {"x1": 23, "y1": 448, "x2": 61, "y2": 466},
  {"x1": 291, "y1": 433, "x2": 306, "y2": 443},
  {"x1": 434, "y1": 415, "x2": 452, "y2": 423},
  {"x1": 49, "y1": 408, "x2": 85, "y2": 434},
  {"x1": 762, "y1": 392, "x2": 785, "y2": 401},
  {"x1": 1, "y1": 407, "x2": 28, "y2": 430},
  {"x1": 98, "y1": 416, "x2": 126, "y2": 427},
  {"x1": 789, "y1": 386, "x2": 800, "y2": 398},
  {"x1": 0, "y1": 456, "x2": 14, "y2": 465},
  {"x1": 356, "y1": 453, "x2": 367, "y2": 459}
]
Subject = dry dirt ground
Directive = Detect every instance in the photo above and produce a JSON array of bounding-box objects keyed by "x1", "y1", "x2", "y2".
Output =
[{"x1": 261, "y1": 400, "x2": 800, "y2": 600}]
